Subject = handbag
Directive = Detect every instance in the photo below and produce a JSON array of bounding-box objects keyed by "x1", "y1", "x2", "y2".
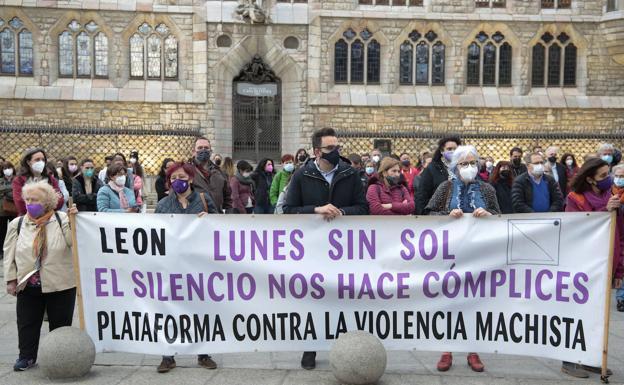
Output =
[{"x1": 2, "y1": 196, "x2": 17, "y2": 216}]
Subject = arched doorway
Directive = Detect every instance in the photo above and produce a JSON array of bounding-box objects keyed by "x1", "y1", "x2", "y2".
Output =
[{"x1": 232, "y1": 55, "x2": 281, "y2": 162}]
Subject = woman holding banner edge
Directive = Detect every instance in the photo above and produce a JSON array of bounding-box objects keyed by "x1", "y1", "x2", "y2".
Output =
[
  {"x1": 564, "y1": 157, "x2": 621, "y2": 378},
  {"x1": 3, "y1": 181, "x2": 78, "y2": 371},
  {"x1": 425, "y1": 145, "x2": 500, "y2": 372},
  {"x1": 154, "y1": 161, "x2": 219, "y2": 373}
]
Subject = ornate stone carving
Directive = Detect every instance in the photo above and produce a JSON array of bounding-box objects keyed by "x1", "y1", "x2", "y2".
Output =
[
  {"x1": 235, "y1": 0, "x2": 268, "y2": 24},
  {"x1": 234, "y1": 54, "x2": 278, "y2": 84}
]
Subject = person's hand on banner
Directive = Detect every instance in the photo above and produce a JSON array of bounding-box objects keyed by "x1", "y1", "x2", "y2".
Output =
[
  {"x1": 473, "y1": 208, "x2": 492, "y2": 218},
  {"x1": 382, "y1": 203, "x2": 392, "y2": 209},
  {"x1": 315, "y1": 204, "x2": 342, "y2": 221},
  {"x1": 613, "y1": 278, "x2": 622, "y2": 289},
  {"x1": 197, "y1": 212, "x2": 208, "y2": 218},
  {"x1": 449, "y1": 209, "x2": 463, "y2": 218},
  {"x1": 607, "y1": 195, "x2": 620, "y2": 211},
  {"x1": 6, "y1": 280, "x2": 17, "y2": 296},
  {"x1": 68, "y1": 204, "x2": 78, "y2": 215}
]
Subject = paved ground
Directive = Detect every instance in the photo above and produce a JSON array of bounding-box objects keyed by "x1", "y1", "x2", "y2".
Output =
[{"x1": 0, "y1": 275, "x2": 622, "y2": 384}]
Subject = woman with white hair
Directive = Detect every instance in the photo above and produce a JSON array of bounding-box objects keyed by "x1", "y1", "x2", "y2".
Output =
[
  {"x1": 425, "y1": 145, "x2": 500, "y2": 373},
  {"x1": 3, "y1": 181, "x2": 77, "y2": 371}
]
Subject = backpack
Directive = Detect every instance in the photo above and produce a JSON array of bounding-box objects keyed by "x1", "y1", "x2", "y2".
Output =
[
  {"x1": 16, "y1": 212, "x2": 63, "y2": 236},
  {"x1": 274, "y1": 183, "x2": 290, "y2": 214}
]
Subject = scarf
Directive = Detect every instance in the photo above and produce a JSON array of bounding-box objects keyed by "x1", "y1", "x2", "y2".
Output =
[
  {"x1": 235, "y1": 172, "x2": 255, "y2": 189},
  {"x1": 613, "y1": 185, "x2": 624, "y2": 205},
  {"x1": 107, "y1": 181, "x2": 129, "y2": 209},
  {"x1": 583, "y1": 189, "x2": 611, "y2": 212},
  {"x1": 449, "y1": 178, "x2": 487, "y2": 214},
  {"x1": 30, "y1": 210, "x2": 55, "y2": 271}
]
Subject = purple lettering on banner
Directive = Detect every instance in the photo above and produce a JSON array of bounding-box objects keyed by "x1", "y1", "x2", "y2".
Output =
[
  {"x1": 250, "y1": 231, "x2": 268, "y2": 261},
  {"x1": 238, "y1": 273, "x2": 256, "y2": 300},
  {"x1": 131, "y1": 270, "x2": 147, "y2": 298},
  {"x1": 509, "y1": 269, "x2": 522, "y2": 298},
  {"x1": 310, "y1": 273, "x2": 325, "y2": 299},
  {"x1": 230, "y1": 232, "x2": 245, "y2": 261},
  {"x1": 442, "y1": 271, "x2": 460, "y2": 298},
  {"x1": 377, "y1": 272, "x2": 394, "y2": 300},
  {"x1": 489, "y1": 269, "x2": 506, "y2": 297},
  {"x1": 328, "y1": 229, "x2": 343, "y2": 260},
  {"x1": 208, "y1": 272, "x2": 224, "y2": 301},
  {"x1": 535, "y1": 269, "x2": 553, "y2": 301},
  {"x1": 214, "y1": 231, "x2": 226, "y2": 261},
  {"x1": 273, "y1": 230, "x2": 286, "y2": 260},
  {"x1": 442, "y1": 230, "x2": 455, "y2": 260},
  {"x1": 400, "y1": 229, "x2": 415, "y2": 260},
  {"x1": 524, "y1": 269, "x2": 532, "y2": 299},
  {"x1": 268, "y1": 274, "x2": 285, "y2": 299},
  {"x1": 572, "y1": 272, "x2": 589, "y2": 304},
  {"x1": 156, "y1": 272, "x2": 168, "y2": 301},
  {"x1": 419, "y1": 230, "x2": 438, "y2": 260},
  {"x1": 396, "y1": 272, "x2": 410, "y2": 299},
  {"x1": 556, "y1": 271, "x2": 571, "y2": 302},
  {"x1": 290, "y1": 230, "x2": 305, "y2": 260},
  {"x1": 170, "y1": 273, "x2": 183, "y2": 301},
  {"x1": 111, "y1": 269, "x2": 124, "y2": 297},
  {"x1": 338, "y1": 273, "x2": 354, "y2": 299},
  {"x1": 423, "y1": 272, "x2": 439, "y2": 298},
  {"x1": 95, "y1": 267, "x2": 108, "y2": 297},
  {"x1": 360, "y1": 230, "x2": 376, "y2": 259}
]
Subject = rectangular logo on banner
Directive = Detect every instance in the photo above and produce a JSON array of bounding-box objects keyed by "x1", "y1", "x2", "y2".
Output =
[{"x1": 75, "y1": 212, "x2": 612, "y2": 366}]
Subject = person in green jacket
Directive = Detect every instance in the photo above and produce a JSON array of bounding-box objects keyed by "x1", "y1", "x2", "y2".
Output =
[{"x1": 270, "y1": 154, "x2": 295, "y2": 206}]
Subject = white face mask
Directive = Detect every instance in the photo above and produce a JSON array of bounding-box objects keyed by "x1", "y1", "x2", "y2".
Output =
[
  {"x1": 485, "y1": 161, "x2": 493, "y2": 169},
  {"x1": 532, "y1": 164, "x2": 545, "y2": 177},
  {"x1": 566, "y1": 159, "x2": 574, "y2": 167},
  {"x1": 129, "y1": 158, "x2": 137, "y2": 164},
  {"x1": 3, "y1": 168, "x2": 13, "y2": 177},
  {"x1": 114, "y1": 175, "x2": 126, "y2": 187},
  {"x1": 31, "y1": 160, "x2": 46, "y2": 174},
  {"x1": 68, "y1": 164, "x2": 78, "y2": 173},
  {"x1": 459, "y1": 165, "x2": 478, "y2": 182},
  {"x1": 242, "y1": 172, "x2": 251, "y2": 178},
  {"x1": 372, "y1": 155, "x2": 381, "y2": 163}
]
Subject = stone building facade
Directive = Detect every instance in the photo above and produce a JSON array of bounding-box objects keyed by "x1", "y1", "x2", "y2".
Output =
[{"x1": 1, "y1": 0, "x2": 624, "y2": 173}]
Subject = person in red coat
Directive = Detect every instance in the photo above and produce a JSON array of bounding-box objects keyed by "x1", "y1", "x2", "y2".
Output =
[
  {"x1": 366, "y1": 157, "x2": 414, "y2": 215},
  {"x1": 399, "y1": 152, "x2": 420, "y2": 196},
  {"x1": 12, "y1": 148, "x2": 63, "y2": 216}
]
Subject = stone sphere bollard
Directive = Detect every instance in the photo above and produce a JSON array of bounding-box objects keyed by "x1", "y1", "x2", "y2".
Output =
[
  {"x1": 329, "y1": 330, "x2": 387, "y2": 385},
  {"x1": 38, "y1": 327, "x2": 96, "y2": 379}
]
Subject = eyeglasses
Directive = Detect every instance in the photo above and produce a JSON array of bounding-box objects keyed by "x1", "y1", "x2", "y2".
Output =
[
  {"x1": 530, "y1": 161, "x2": 545, "y2": 165},
  {"x1": 458, "y1": 161, "x2": 478, "y2": 168},
  {"x1": 320, "y1": 145, "x2": 342, "y2": 152}
]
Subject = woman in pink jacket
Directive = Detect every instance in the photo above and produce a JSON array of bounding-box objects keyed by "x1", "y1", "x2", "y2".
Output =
[{"x1": 366, "y1": 157, "x2": 414, "y2": 215}]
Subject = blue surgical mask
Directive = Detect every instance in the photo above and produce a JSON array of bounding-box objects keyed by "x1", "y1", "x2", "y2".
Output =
[
  {"x1": 284, "y1": 163, "x2": 295, "y2": 173},
  {"x1": 615, "y1": 177, "x2": 624, "y2": 188},
  {"x1": 602, "y1": 155, "x2": 614, "y2": 164},
  {"x1": 365, "y1": 167, "x2": 375, "y2": 175}
]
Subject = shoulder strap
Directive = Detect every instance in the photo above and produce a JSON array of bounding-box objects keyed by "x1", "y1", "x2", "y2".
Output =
[
  {"x1": 54, "y1": 211, "x2": 63, "y2": 231},
  {"x1": 17, "y1": 215, "x2": 24, "y2": 236},
  {"x1": 199, "y1": 192, "x2": 209, "y2": 213}
]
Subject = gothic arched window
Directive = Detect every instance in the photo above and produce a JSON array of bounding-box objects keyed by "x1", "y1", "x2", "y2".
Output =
[
  {"x1": 0, "y1": 17, "x2": 33, "y2": 76},
  {"x1": 130, "y1": 22, "x2": 178, "y2": 81},
  {"x1": 531, "y1": 32, "x2": 576, "y2": 87},
  {"x1": 58, "y1": 20, "x2": 108, "y2": 78},
  {"x1": 466, "y1": 31, "x2": 512, "y2": 87},
  {"x1": 399, "y1": 30, "x2": 445, "y2": 86},
  {"x1": 334, "y1": 28, "x2": 380, "y2": 85}
]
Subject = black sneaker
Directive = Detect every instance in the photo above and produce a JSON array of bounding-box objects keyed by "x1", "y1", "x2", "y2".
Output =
[
  {"x1": 157, "y1": 356, "x2": 176, "y2": 373},
  {"x1": 561, "y1": 361, "x2": 589, "y2": 378},
  {"x1": 13, "y1": 358, "x2": 36, "y2": 371},
  {"x1": 617, "y1": 300, "x2": 624, "y2": 312},
  {"x1": 301, "y1": 351, "x2": 316, "y2": 370}
]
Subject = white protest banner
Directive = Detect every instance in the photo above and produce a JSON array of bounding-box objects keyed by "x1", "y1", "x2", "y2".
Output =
[{"x1": 75, "y1": 212, "x2": 612, "y2": 366}]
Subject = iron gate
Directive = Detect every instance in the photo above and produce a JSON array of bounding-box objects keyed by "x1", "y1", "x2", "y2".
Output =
[{"x1": 232, "y1": 55, "x2": 281, "y2": 162}]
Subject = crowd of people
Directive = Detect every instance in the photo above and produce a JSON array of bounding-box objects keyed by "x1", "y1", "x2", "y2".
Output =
[{"x1": 1, "y1": 130, "x2": 623, "y2": 378}]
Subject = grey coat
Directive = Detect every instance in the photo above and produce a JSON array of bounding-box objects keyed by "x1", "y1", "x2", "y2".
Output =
[{"x1": 155, "y1": 190, "x2": 218, "y2": 214}]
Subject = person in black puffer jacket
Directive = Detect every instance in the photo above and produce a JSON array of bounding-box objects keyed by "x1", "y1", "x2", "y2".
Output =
[
  {"x1": 414, "y1": 136, "x2": 462, "y2": 215},
  {"x1": 252, "y1": 158, "x2": 275, "y2": 214}
]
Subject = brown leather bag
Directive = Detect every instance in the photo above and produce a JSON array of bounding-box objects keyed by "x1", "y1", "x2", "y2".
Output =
[{"x1": 2, "y1": 197, "x2": 17, "y2": 216}]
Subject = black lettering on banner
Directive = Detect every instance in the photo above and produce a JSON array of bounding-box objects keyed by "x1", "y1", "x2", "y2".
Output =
[
  {"x1": 100, "y1": 228, "x2": 113, "y2": 253},
  {"x1": 180, "y1": 315, "x2": 191, "y2": 343},
  {"x1": 476, "y1": 312, "x2": 492, "y2": 341},
  {"x1": 509, "y1": 313, "x2": 523, "y2": 343},
  {"x1": 133, "y1": 228, "x2": 148, "y2": 255},
  {"x1": 97, "y1": 311, "x2": 109, "y2": 340},
  {"x1": 115, "y1": 228, "x2": 128, "y2": 254},
  {"x1": 549, "y1": 316, "x2": 561, "y2": 347},
  {"x1": 494, "y1": 313, "x2": 508, "y2": 342},
  {"x1": 573, "y1": 320, "x2": 586, "y2": 351}
]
